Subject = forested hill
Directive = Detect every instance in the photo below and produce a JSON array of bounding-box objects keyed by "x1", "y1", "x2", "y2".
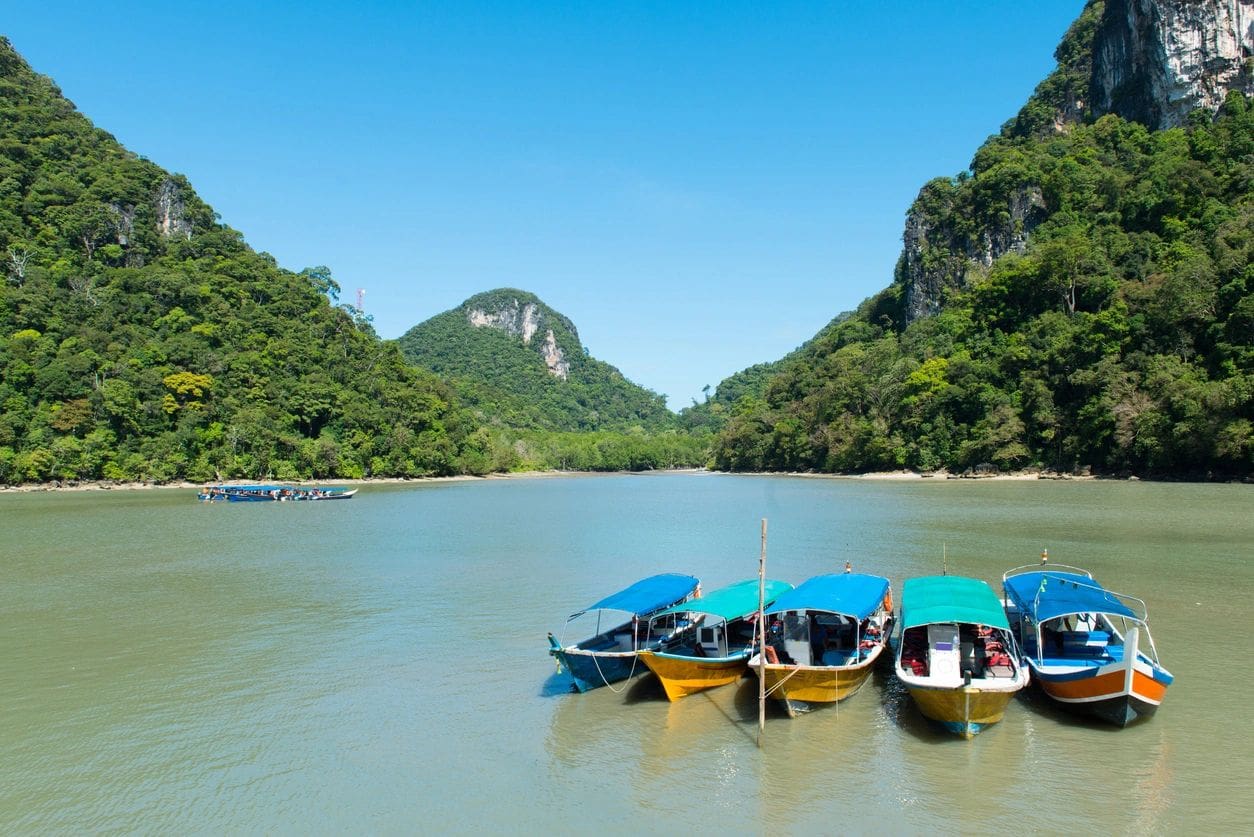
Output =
[
  {"x1": 706, "y1": 0, "x2": 1253, "y2": 478},
  {"x1": 0, "y1": 37, "x2": 491, "y2": 483},
  {"x1": 397, "y1": 289, "x2": 673, "y2": 431}
]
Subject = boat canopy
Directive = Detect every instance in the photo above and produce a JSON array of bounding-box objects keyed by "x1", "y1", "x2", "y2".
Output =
[
  {"x1": 901, "y1": 576, "x2": 1009, "y2": 630},
  {"x1": 766, "y1": 573, "x2": 890, "y2": 621},
  {"x1": 1004, "y1": 571, "x2": 1138, "y2": 623},
  {"x1": 573, "y1": 573, "x2": 700, "y2": 619},
  {"x1": 651, "y1": 578, "x2": 793, "y2": 622}
]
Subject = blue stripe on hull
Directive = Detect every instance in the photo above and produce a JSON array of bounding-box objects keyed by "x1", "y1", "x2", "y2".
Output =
[{"x1": 939, "y1": 720, "x2": 985, "y2": 737}]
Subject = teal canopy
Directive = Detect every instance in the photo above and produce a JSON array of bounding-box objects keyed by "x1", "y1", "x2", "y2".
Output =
[
  {"x1": 901, "y1": 576, "x2": 1009, "y2": 630},
  {"x1": 766, "y1": 573, "x2": 890, "y2": 620},
  {"x1": 651, "y1": 578, "x2": 793, "y2": 622}
]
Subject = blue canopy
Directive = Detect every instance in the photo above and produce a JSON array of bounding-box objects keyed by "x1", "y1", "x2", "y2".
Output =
[
  {"x1": 574, "y1": 573, "x2": 700, "y2": 618},
  {"x1": 1004, "y1": 571, "x2": 1138, "y2": 623},
  {"x1": 765, "y1": 573, "x2": 890, "y2": 621}
]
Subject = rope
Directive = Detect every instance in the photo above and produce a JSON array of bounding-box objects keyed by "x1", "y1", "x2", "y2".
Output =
[
  {"x1": 764, "y1": 664, "x2": 804, "y2": 698},
  {"x1": 589, "y1": 646, "x2": 640, "y2": 694}
]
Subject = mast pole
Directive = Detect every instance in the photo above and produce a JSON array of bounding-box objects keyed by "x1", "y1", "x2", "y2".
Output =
[{"x1": 757, "y1": 517, "x2": 767, "y2": 747}]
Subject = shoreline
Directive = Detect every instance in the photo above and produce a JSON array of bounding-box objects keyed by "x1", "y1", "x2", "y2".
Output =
[
  {"x1": 0, "y1": 468, "x2": 709, "y2": 494},
  {"x1": 1, "y1": 466, "x2": 1246, "y2": 494}
]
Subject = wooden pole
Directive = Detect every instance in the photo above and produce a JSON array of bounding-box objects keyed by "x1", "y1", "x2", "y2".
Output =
[{"x1": 757, "y1": 517, "x2": 767, "y2": 747}]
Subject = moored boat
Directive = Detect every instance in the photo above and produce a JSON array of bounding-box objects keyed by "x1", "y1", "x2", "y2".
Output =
[
  {"x1": 1003, "y1": 563, "x2": 1173, "y2": 726},
  {"x1": 199, "y1": 484, "x2": 358, "y2": 502},
  {"x1": 746, "y1": 573, "x2": 895, "y2": 717},
  {"x1": 895, "y1": 575, "x2": 1028, "y2": 738},
  {"x1": 548, "y1": 573, "x2": 701, "y2": 693},
  {"x1": 638, "y1": 578, "x2": 793, "y2": 701}
]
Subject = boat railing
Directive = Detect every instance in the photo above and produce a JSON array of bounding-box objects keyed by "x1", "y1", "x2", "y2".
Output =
[
  {"x1": 1028, "y1": 576, "x2": 1160, "y2": 663},
  {"x1": 1003, "y1": 563, "x2": 1093, "y2": 583},
  {"x1": 1028, "y1": 574, "x2": 1151, "y2": 624}
]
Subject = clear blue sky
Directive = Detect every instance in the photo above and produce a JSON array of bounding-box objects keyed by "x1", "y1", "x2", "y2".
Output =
[{"x1": 6, "y1": 1, "x2": 1085, "y2": 409}]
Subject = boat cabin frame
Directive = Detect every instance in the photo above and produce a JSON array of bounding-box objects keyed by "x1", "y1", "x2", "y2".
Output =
[{"x1": 1002, "y1": 564, "x2": 1163, "y2": 667}]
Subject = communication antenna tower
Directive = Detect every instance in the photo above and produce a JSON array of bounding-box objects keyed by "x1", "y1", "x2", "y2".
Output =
[{"x1": 356, "y1": 288, "x2": 366, "y2": 312}]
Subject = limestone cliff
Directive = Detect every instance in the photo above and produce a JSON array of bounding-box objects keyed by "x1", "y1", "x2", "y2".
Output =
[
  {"x1": 1091, "y1": 0, "x2": 1254, "y2": 130},
  {"x1": 155, "y1": 177, "x2": 192, "y2": 240},
  {"x1": 898, "y1": 0, "x2": 1254, "y2": 324},
  {"x1": 464, "y1": 292, "x2": 573, "y2": 379}
]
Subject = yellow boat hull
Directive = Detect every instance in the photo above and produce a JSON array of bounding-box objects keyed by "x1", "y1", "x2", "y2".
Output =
[
  {"x1": 752, "y1": 655, "x2": 878, "y2": 715},
  {"x1": 906, "y1": 685, "x2": 1016, "y2": 738},
  {"x1": 638, "y1": 651, "x2": 748, "y2": 701}
]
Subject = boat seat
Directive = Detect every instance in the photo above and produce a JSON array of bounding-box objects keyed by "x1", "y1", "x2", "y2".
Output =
[
  {"x1": 821, "y1": 649, "x2": 856, "y2": 666},
  {"x1": 1058, "y1": 630, "x2": 1109, "y2": 645}
]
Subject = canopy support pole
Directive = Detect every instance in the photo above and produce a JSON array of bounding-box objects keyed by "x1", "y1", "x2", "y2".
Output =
[{"x1": 757, "y1": 517, "x2": 767, "y2": 748}]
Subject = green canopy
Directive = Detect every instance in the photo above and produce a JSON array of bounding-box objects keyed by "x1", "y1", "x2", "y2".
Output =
[
  {"x1": 651, "y1": 578, "x2": 793, "y2": 622},
  {"x1": 901, "y1": 576, "x2": 1009, "y2": 630}
]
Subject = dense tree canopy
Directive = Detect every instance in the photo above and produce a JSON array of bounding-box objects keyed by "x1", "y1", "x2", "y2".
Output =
[
  {"x1": 0, "y1": 40, "x2": 702, "y2": 484},
  {"x1": 0, "y1": 37, "x2": 484, "y2": 483},
  {"x1": 701, "y1": 93, "x2": 1253, "y2": 477},
  {"x1": 397, "y1": 288, "x2": 674, "y2": 432}
]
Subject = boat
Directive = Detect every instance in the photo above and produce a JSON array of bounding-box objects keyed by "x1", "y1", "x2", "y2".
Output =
[
  {"x1": 746, "y1": 573, "x2": 895, "y2": 717},
  {"x1": 637, "y1": 578, "x2": 793, "y2": 701},
  {"x1": 198, "y1": 484, "x2": 358, "y2": 502},
  {"x1": 895, "y1": 575, "x2": 1029, "y2": 737},
  {"x1": 548, "y1": 573, "x2": 701, "y2": 693},
  {"x1": 1003, "y1": 563, "x2": 1173, "y2": 726}
]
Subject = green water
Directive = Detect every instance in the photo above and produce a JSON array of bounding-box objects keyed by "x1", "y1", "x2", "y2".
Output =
[{"x1": 2, "y1": 474, "x2": 1250, "y2": 833}]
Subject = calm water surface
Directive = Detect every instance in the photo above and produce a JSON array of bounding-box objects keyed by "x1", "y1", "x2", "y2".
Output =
[{"x1": 2, "y1": 474, "x2": 1250, "y2": 834}]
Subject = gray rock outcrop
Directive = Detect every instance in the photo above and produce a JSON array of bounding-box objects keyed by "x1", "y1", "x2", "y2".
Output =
[
  {"x1": 900, "y1": 0, "x2": 1253, "y2": 324},
  {"x1": 466, "y1": 295, "x2": 571, "y2": 379},
  {"x1": 155, "y1": 178, "x2": 192, "y2": 240},
  {"x1": 1091, "y1": 0, "x2": 1254, "y2": 129},
  {"x1": 468, "y1": 299, "x2": 542, "y2": 344}
]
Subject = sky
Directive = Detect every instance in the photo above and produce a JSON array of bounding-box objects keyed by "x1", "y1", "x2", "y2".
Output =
[{"x1": 6, "y1": 1, "x2": 1086, "y2": 409}]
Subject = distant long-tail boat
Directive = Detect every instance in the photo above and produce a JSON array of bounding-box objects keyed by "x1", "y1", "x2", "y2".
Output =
[{"x1": 198, "y1": 484, "x2": 358, "y2": 502}]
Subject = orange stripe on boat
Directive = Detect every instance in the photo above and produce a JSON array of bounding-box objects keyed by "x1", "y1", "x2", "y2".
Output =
[
  {"x1": 1132, "y1": 670, "x2": 1168, "y2": 703},
  {"x1": 1042, "y1": 670, "x2": 1126, "y2": 701}
]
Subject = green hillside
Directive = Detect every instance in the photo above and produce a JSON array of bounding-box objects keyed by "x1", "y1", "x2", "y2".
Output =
[
  {"x1": 397, "y1": 288, "x2": 674, "y2": 431},
  {"x1": 707, "y1": 8, "x2": 1253, "y2": 477},
  {"x1": 0, "y1": 37, "x2": 484, "y2": 483}
]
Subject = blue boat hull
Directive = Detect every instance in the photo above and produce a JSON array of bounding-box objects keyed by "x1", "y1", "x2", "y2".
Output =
[
  {"x1": 556, "y1": 650, "x2": 646, "y2": 693},
  {"x1": 549, "y1": 632, "x2": 680, "y2": 693}
]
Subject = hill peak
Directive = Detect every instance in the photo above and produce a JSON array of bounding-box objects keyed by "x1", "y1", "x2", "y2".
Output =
[
  {"x1": 397, "y1": 290, "x2": 672, "y2": 431},
  {"x1": 456, "y1": 289, "x2": 577, "y2": 379}
]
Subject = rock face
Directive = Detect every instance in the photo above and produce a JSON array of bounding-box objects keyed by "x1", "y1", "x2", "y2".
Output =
[
  {"x1": 1091, "y1": 0, "x2": 1254, "y2": 129},
  {"x1": 466, "y1": 293, "x2": 571, "y2": 379},
  {"x1": 155, "y1": 178, "x2": 192, "y2": 240},
  {"x1": 900, "y1": 183, "x2": 1048, "y2": 323},
  {"x1": 900, "y1": 0, "x2": 1253, "y2": 324},
  {"x1": 541, "y1": 329, "x2": 570, "y2": 380},
  {"x1": 467, "y1": 298, "x2": 542, "y2": 345}
]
